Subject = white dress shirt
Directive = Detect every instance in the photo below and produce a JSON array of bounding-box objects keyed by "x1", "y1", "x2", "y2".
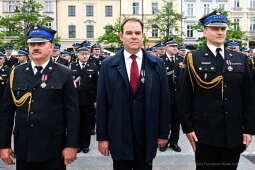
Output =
[
  {"x1": 207, "y1": 43, "x2": 225, "y2": 59},
  {"x1": 79, "y1": 61, "x2": 87, "y2": 69},
  {"x1": 166, "y1": 53, "x2": 175, "y2": 62},
  {"x1": 31, "y1": 59, "x2": 50, "y2": 75},
  {"x1": 124, "y1": 49, "x2": 143, "y2": 81}
]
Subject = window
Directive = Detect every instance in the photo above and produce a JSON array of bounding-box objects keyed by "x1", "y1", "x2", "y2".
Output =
[
  {"x1": 166, "y1": 2, "x2": 173, "y2": 9},
  {"x1": 105, "y1": 5, "x2": 112, "y2": 17},
  {"x1": 187, "y1": 4, "x2": 193, "y2": 17},
  {"x1": 69, "y1": 25, "x2": 76, "y2": 38},
  {"x1": 8, "y1": 1, "x2": 16, "y2": 12},
  {"x1": 152, "y1": 27, "x2": 158, "y2": 37},
  {"x1": 187, "y1": 25, "x2": 193, "y2": 38},
  {"x1": 233, "y1": 18, "x2": 240, "y2": 30},
  {"x1": 44, "y1": 1, "x2": 52, "y2": 12},
  {"x1": 234, "y1": 0, "x2": 240, "y2": 8},
  {"x1": 250, "y1": 19, "x2": 255, "y2": 32},
  {"x1": 204, "y1": 4, "x2": 209, "y2": 15},
  {"x1": 219, "y1": 4, "x2": 225, "y2": 10},
  {"x1": 169, "y1": 26, "x2": 174, "y2": 35},
  {"x1": 45, "y1": 22, "x2": 52, "y2": 28},
  {"x1": 133, "y1": 2, "x2": 139, "y2": 15},
  {"x1": 152, "y1": 2, "x2": 158, "y2": 15},
  {"x1": 87, "y1": 25, "x2": 94, "y2": 38},
  {"x1": 251, "y1": 0, "x2": 255, "y2": 8},
  {"x1": 68, "y1": 6, "x2": 75, "y2": 16},
  {"x1": 86, "y1": 5, "x2": 94, "y2": 16}
]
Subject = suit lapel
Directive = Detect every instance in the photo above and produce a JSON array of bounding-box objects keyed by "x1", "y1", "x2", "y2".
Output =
[{"x1": 112, "y1": 51, "x2": 130, "y2": 95}]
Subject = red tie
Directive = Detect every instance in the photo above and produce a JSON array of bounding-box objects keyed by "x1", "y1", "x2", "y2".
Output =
[{"x1": 130, "y1": 54, "x2": 139, "y2": 93}]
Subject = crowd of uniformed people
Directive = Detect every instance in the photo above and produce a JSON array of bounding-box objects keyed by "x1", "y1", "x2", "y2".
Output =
[{"x1": 0, "y1": 10, "x2": 255, "y2": 170}]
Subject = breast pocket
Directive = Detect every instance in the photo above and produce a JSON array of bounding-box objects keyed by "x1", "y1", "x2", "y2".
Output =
[
  {"x1": 44, "y1": 83, "x2": 63, "y2": 101},
  {"x1": 12, "y1": 84, "x2": 29, "y2": 99},
  {"x1": 196, "y1": 64, "x2": 217, "y2": 81},
  {"x1": 225, "y1": 65, "x2": 244, "y2": 73}
]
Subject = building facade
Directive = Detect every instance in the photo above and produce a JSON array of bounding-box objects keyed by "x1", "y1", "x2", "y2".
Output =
[
  {"x1": 57, "y1": 0, "x2": 120, "y2": 49},
  {"x1": 229, "y1": 0, "x2": 255, "y2": 48},
  {"x1": 1, "y1": 0, "x2": 57, "y2": 30}
]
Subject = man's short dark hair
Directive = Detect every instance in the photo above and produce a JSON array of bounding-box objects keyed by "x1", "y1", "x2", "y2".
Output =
[{"x1": 121, "y1": 18, "x2": 144, "y2": 33}]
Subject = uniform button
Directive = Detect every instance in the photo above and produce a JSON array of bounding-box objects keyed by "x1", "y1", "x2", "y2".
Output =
[
  {"x1": 33, "y1": 88, "x2": 36, "y2": 91},
  {"x1": 30, "y1": 112, "x2": 34, "y2": 115},
  {"x1": 224, "y1": 85, "x2": 227, "y2": 88},
  {"x1": 31, "y1": 100, "x2": 35, "y2": 103},
  {"x1": 224, "y1": 98, "x2": 228, "y2": 101},
  {"x1": 225, "y1": 112, "x2": 229, "y2": 115},
  {"x1": 30, "y1": 124, "x2": 34, "y2": 128}
]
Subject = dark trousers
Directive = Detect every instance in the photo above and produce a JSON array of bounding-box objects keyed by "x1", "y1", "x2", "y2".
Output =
[
  {"x1": 80, "y1": 105, "x2": 93, "y2": 148},
  {"x1": 16, "y1": 156, "x2": 66, "y2": 170},
  {"x1": 169, "y1": 104, "x2": 180, "y2": 145},
  {"x1": 195, "y1": 142, "x2": 241, "y2": 170},
  {"x1": 113, "y1": 142, "x2": 152, "y2": 170}
]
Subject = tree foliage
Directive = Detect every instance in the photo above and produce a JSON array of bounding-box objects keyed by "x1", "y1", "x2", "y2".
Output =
[
  {"x1": 0, "y1": 0, "x2": 55, "y2": 50},
  {"x1": 98, "y1": 17, "x2": 125, "y2": 51},
  {"x1": 147, "y1": 0, "x2": 184, "y2": 44}
]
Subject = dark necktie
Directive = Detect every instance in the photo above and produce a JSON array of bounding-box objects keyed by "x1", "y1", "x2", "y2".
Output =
[
  {"x1": 216, "y1": 48, "x2": 224, "y2": 68},
  {"x1": 130, "y1": 55, "x2": 139, "y2": 94},
  {"x1": 82, "y1": 63, "x2": 85, "y2": 69},
  {"x1": 170, "y1": 56, "x2": 174, "y2": 62},
  {"x1": 35, "y1": 66, "x2": 43, "y2": 80}
]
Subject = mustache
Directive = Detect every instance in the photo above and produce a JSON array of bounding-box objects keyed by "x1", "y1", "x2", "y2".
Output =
[{"x1": 32, "y1": 50, "x2": 41, "y2": 54}]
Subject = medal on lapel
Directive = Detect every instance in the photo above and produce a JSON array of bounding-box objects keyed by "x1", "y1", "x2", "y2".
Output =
[
  {"x1": 140, "y1": 69, "x2": 145, "y2": 84},
  {"x1": 41, "y1": 74, "x2": 48, "y2": 88},
  {"x1": 225, "y1": 59, "x2": 233, "y2": 72},
  {"x1": 227, "y1": 66, "x2": 233, "y2": 72}
]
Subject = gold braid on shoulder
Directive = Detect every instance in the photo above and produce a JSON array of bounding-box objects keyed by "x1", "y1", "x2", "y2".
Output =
[
  {"x1": 187, "y1": 53, "x2": 224, "y2": 100},
  {"x1": 10, "y1": 68, "x2": 32, "y2": 116}
]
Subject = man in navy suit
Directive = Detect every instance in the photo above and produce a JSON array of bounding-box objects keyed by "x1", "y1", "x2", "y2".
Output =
[{"x1": 96, "y1": 18, "x2": 171, "y2": 170}]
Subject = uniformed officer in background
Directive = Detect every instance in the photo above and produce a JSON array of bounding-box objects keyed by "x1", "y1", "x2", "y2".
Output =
[
  {"x1": 60, "y1": 51, "x2": 72, "y2": 67},
  {"x1": 15, "y1": 50, "x2": 29, "y2": 66},
  {"x1": 4, "y1": 46, "x2": 18, "y2": 68},
  {"x1": 52, "y1": 43, "x2": 69, "y2": 66},
  {"x1": 159, "y1": 38, "x2": 182, "y2": 152},
  {"x1": 0, "y1": 52, "x2": 10, "y2": 99},
  {"x1": 70, "y1": 47, "x2": 98, "y2": 153},
  {"x1": 178, "y1": 46, "x2": 187, "y2": 59},
  {"x1": 0, "y1": 25, "x2": 80, "y2": 170},
  {"x1": 178, "y1": 11, "x2": 255, "y2": 170}
]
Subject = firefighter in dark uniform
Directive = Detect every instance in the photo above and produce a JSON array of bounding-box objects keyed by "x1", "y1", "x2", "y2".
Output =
[
  {"x1": 3, "y1": 46, "x2": 18, "y2": 68},
  {"x1": 178, "y1": 46, "x2": 187, "y2": 59},
  {"x1": 0, "y1": 52, "x2": 11, "y2": 99},
  {"x1": 15, "y1": 50, "x2": 29, "y2": 67},
  {"x1": 0, "y1": 25, "x2": 80, "y2": 170},
  {"x1": 51, "y1": 44, "x2": 69, "y2": 66},
  {"x1": 71, "y1": 43, "x2": 80, "y2": 63},
  {"x1": 177, "y1": 11, "x2": 255, "y2": 170},
  {"x1": 159, "y1": 38, "x2": 182, "y2": 152},
  {"x1": 70, "y1": 47, "x2": 98, "y2": 153},
  {"x1": 60, "y1": 51, "x2": 72, "y2": 67}
]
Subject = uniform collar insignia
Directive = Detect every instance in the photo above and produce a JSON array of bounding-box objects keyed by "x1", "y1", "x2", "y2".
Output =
[
  {"x1": 229, "y1": 53, "x2": 232, "y2": 57},
  {"x1": 204, "y1": 53, "x2": 209, "y2": 56},
  {"x1": 26, "y1": 67, "x2": 29, "y2": 71},
  {"x1": 49, "y1": 66, "x2": 52, "y2": 70}
]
